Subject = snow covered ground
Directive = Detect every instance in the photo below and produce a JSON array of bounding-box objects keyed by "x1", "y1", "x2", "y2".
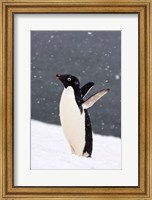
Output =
[{"x1": 31, "y1": 120, "x2": 121, "y2": 169}]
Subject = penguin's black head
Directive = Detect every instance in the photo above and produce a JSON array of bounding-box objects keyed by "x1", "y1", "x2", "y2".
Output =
[{"x1": 56, "y1": 74, "x2": 80, "y2": 88}]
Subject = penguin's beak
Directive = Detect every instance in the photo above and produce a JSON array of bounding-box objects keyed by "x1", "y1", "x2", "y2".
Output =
[
  {"x1": 56, "y1": 74, "x2": 60, "y2": 80},
  {"x1": 56, "y1": 74, "x2": 66, "y2": 84}
]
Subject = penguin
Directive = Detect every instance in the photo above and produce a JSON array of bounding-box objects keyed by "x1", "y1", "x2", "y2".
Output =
[{"x1": 56, "y1": 74, "x2": 109, "y2": 158}]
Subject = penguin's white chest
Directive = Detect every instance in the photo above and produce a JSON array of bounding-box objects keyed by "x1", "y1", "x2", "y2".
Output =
[{"x1": 59, "y1": 86, "x2": 85, "y2": 156}]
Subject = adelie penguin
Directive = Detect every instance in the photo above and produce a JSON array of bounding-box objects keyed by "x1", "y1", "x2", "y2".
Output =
[{"x1": 56, "y1": 74, "x2": 109, "y2": 158}]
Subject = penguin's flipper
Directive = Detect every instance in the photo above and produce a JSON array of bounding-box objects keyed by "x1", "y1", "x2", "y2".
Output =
[
  {"x1": 82, "y1": 89, "x2": 110, "y2": 109},
  {"x1": 81, "y1": 82, "x2": 94, "y2": 98}
]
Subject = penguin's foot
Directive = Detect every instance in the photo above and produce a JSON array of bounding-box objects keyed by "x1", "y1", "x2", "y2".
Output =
[{"x1": 83, "y1": 152, "x2": 91, "y2": 158}]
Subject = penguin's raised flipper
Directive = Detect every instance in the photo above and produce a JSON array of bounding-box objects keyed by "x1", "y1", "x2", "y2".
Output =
[
  {"x1": 81, "y1": 82, "x2": 94, "y2": 98},
  {"x1": 82, "y1": 89, "x2": 110, "y2": 109}
]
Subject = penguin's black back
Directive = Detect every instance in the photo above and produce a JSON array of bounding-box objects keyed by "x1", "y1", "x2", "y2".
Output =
[
  {"x1": 73, "y1": 88, "x2": 93, "y2": 157},
  {"x1": 83, "y1": 109, "x2": 93, "y2": 157}
]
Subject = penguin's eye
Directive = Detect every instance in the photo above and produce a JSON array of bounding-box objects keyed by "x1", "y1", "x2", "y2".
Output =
[{"x1": 67, "y1": 77, "x2": 71, "y2": 81}]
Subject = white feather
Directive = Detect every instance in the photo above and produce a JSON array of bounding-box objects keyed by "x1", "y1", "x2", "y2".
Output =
[
  {"x1": 59, "y1": 86, "x2": 85, "y2": 156},
  {"x1": 82, "y1": 89, "x2": 109, "y2": 109}
]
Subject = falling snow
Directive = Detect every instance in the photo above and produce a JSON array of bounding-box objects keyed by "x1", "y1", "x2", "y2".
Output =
[
  {"x1": 31, "y1": 31, "x2": 121, "y2": 138},
  {"x1": 115, "y1": 75, "x2": 120, "y2": 80}
]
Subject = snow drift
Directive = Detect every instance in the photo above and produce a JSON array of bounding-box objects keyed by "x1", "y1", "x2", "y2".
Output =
[{"x1": 31, "y1": 120, "x2": 121, "y2": 169}]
